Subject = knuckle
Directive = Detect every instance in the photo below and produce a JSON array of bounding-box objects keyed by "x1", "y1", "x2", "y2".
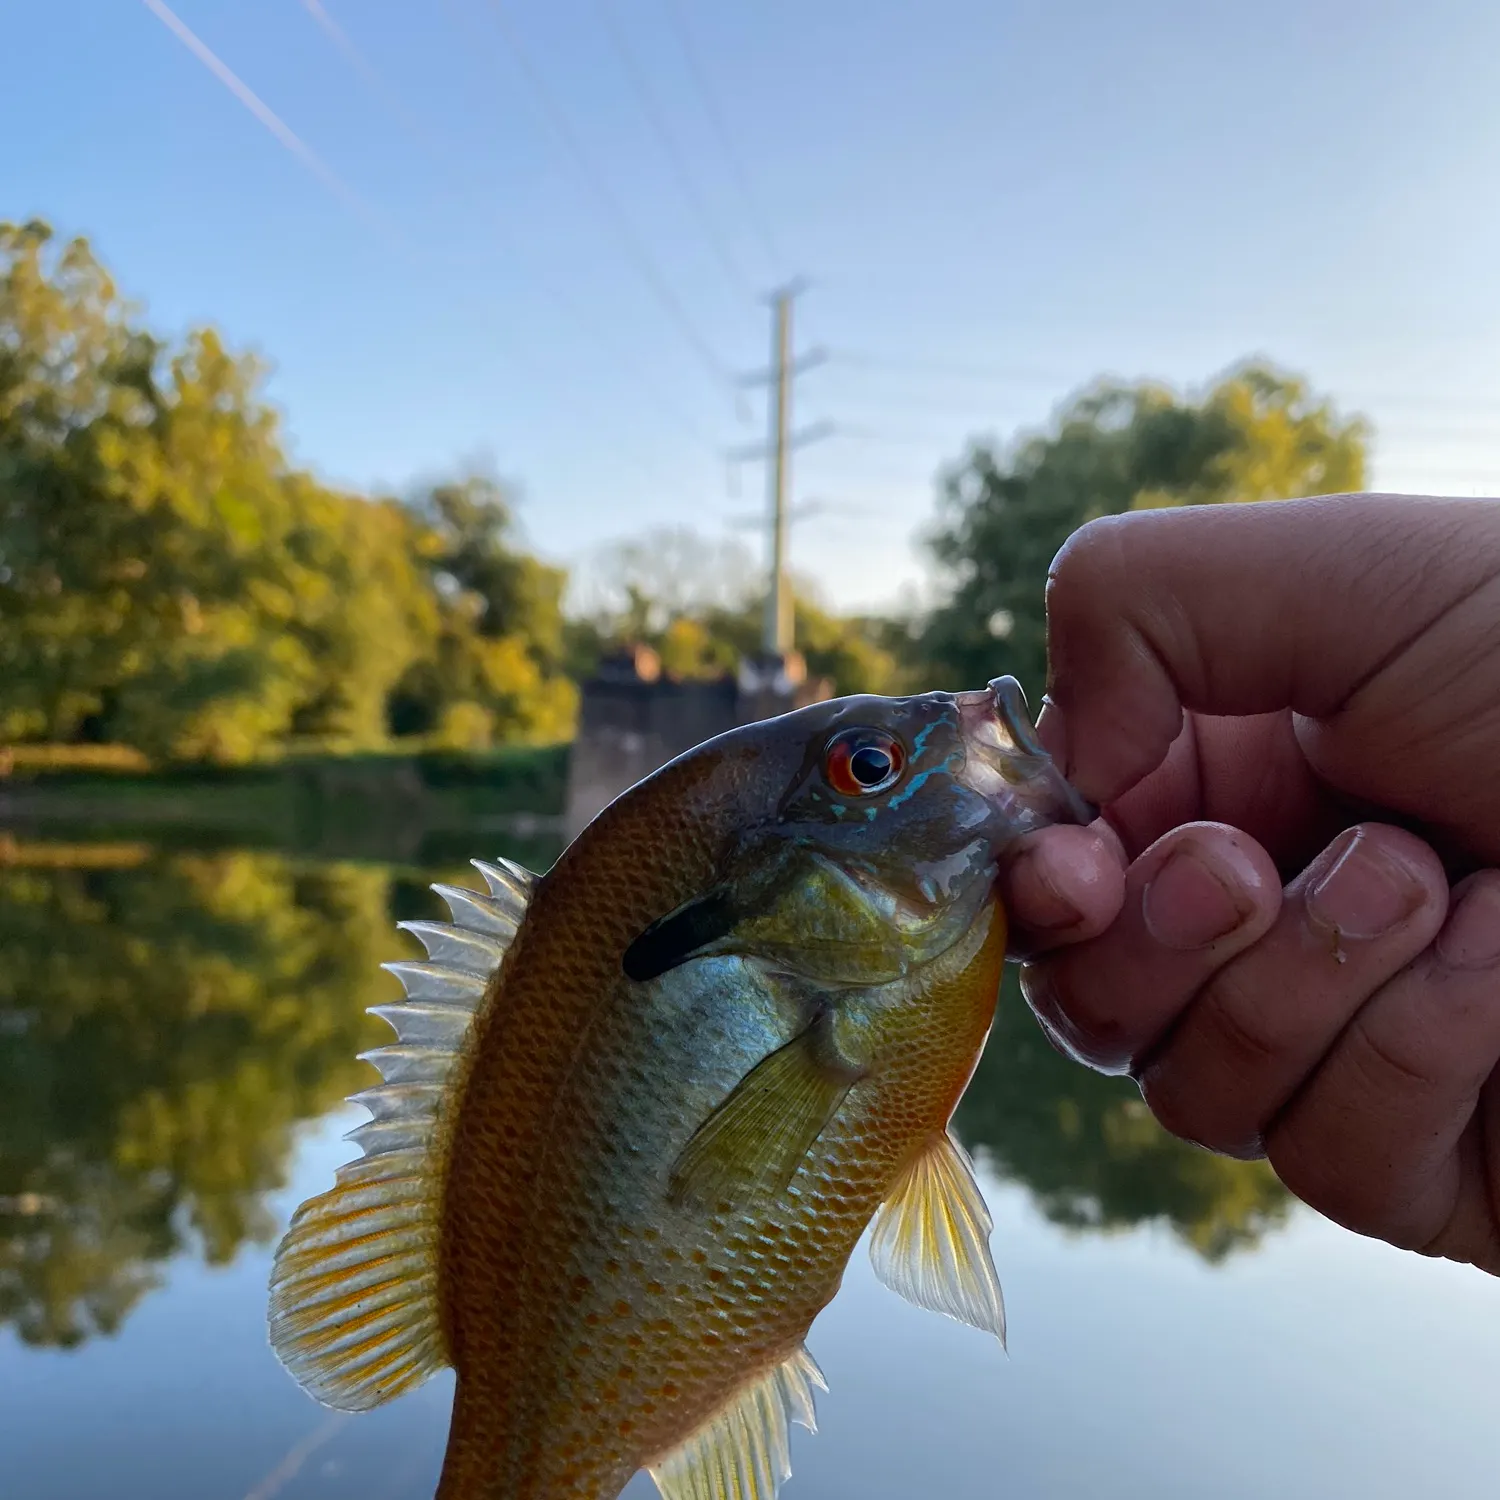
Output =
[
  {"x1": 1140, "y1": 1063, "x2": 1267, "y2": 1159},
  {"x1": 1045, "y1": 515, "x2": 1127, "y2": 620},
  {"x1": 1135, "y1": 968, "x2": 1297, "y2": 1156},
  {"x1": 1344, "y1": 1011, "x2": 1441, "y2": 1095},
  {"x1": 1196, "y1": 968, "x2": 1286, "y2": 1075},
  {"x1": 1136, "y1": 1065, "x2": 1209, "y2": 1149}
]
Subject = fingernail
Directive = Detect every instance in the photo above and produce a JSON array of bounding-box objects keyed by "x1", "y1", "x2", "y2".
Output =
[
  {"x1": 1306, "y1": 831, "x2": 1425, "y2": 941},
  {"x1": 1437, "y1": 877, "x2": 1500, "y2": 971},
  {"x1": 1143, "y1": 848, "x2": 1247, "y2": 951}
]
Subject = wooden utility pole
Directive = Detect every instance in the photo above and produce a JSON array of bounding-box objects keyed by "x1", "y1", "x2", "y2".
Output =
[
  {"x1": 730, "y1": 280, "x2": 830, "y2": 660},
  {"x1": 764, "y1": 287, "x2": 793, "y2": 654}
]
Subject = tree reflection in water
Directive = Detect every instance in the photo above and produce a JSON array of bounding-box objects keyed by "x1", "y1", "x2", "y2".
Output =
[
  {"x1": 955, "y1": 970, "x2": 1291, "y2": 1262},
  {"x1": 0, "y1": 847, "x2": 404, "y2": 1346},
  {"x1": 0, "y1": 847, "x2": 1289, "y2": 1349}
]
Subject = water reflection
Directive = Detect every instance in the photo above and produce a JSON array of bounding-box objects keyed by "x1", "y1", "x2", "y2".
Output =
[
  {"x1": 0, "y1": 843, "x2": 1285, "y2": 1354},
  {"x1": 0, "y1": 847, "x2": 408, "y2": 1347},
  {"x1": 955, "y1": 971, "x2": 1291, "y2": 1262}
]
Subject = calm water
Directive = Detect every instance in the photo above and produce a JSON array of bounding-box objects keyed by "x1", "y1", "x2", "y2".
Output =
[{"x1": 2, "y1": 840, "x2": 1497, "y2": 1499}]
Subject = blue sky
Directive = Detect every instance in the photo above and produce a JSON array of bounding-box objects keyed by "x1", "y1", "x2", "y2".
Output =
[{"x1": 8, "y1": 0, "x2": 1500, "y2": 611}]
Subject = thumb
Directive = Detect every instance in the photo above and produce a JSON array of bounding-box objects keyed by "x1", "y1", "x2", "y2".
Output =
[{"x1": 1040, "y1": 493, "x2": 1500, "y2": 808}]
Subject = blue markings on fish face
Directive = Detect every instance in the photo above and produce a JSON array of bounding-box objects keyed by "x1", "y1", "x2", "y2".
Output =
[
  {"x1": 749, "y1": 692, "x2": 1007, "y2": 934},
  {"x1": 884, "y1": 753, "x2": 960, "y2": 812},
  {"x1": 909, "y1": 720, "x2": 938, "y2": 758}
]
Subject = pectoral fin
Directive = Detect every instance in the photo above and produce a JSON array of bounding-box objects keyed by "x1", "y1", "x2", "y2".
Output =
[
  {"x1": 669, "y1": 1024, "x2": 857, "y2": 1208},
  {"x1": 868, "y1": 1130, "x2": 1007, "y2": 1347}
]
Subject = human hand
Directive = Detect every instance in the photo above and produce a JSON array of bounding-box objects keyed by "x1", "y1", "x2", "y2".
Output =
[{"x1": 1000, "y1": 493, "x2": 1500, "y2": 1273}]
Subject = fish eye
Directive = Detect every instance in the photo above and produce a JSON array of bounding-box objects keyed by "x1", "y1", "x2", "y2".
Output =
[{"x1": 823, "y1": 728, "x2": 906, "y2": 797}]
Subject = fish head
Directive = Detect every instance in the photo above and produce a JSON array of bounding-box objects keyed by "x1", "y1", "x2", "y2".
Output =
[
  {"x1": 623, "y1": 676, "x2": 1095, "y2": 986},
  {"x1": 771, "y1": 672, "x2": 1094, "y2": 868}
]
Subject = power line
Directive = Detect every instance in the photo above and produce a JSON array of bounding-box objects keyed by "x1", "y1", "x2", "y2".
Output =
[
  {"x1": 474, "y1": 0, "x2": 736, "y2": 390},
  {"x1": 297, "y1": 0, "x2": 442, "y2": 153},
  {"x1": 834, "y1": 347, "x2": 1500, "y2": 422},
  {"x1": 825, "y1": 380, "x2": 1500, "y2": 439},
  {"x1": 294, "y1": 0, "x2": 718, "y2": 453},
  {"x1": 723, "y1": 495, "x2": 910, "y2": 529},
  {"x1": 140, "y1": 0, "x2": 400, "y2": 246},
  {"x1": 589, "y1": 0, "x2": 755, "y2": 300},
  {"x1": 144, "y1": 0, "x2": 683, "y2": 500},
  {"x1": 833, "y1": 421, "x2": 981, "y2": 450},
  {"x1": 660, "y1": 0, "x2": 783, "y2": 280},
  {"x1": 810, "y1": 387, "x2": 1041, "y2": 422},
  {"x1": 1375, "y1": 426, "x2": 1500, "y2": 445},
  {"x1": 1372, "y1": 466, "x2": 1500, "y2": 486},
  {"x1": 831, "y1": 348, "x2": 1078, "y2": 388}
]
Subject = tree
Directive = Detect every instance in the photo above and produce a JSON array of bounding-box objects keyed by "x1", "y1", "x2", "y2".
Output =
[
  {"x1": 918, "y1": 362, "x2": 1369, "y2": 697},
  {"x1": 567, "y1": 525, "x2": 907, "y2": 697},
  {"x1": 387, "y1": 476, "x2": 577, "y2": 747},
  {"x1": 569, "y1": 525, "x2": 762, "y2": 631},
  {"x1": 0, "y1": 222, "x2": 574, "y2": 760}
]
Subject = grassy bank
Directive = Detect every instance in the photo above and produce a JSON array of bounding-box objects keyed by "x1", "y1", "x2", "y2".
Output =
[{"x1": 0, "y1": 744, "x2": 570, "y2": 867}]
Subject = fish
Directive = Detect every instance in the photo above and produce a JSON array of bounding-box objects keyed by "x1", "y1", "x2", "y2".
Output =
[{"x1": 268, "y1": 676, "x2": 1094, "y2": 1500}]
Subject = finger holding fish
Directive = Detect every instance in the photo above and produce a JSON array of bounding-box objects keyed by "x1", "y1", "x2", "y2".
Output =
[
  {"x1": 998, "y1": 820, "x2": 1128, "y2": 957},
  {"x1": 1018, "y1": 822, "x2": 1283, "y2": 1073}
]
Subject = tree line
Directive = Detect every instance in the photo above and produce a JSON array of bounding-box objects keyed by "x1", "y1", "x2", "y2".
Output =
[{"x1": 0, "y1": 220, "x2": 1370, "y2": 763}]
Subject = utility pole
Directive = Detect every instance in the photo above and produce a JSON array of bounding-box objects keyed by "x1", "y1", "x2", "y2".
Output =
[
  {"x1": 765, "y1": 288, "x2": 793, "y2": 655},
  {"x1": 728, "y1": 280, "x2": 830, "y2": 663}
]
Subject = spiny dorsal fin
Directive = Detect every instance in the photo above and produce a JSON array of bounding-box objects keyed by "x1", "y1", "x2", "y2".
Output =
[
  {"x1": 868, "y1": 1129, "x2": 1007, "y2": 1348},
  {"x1": 648, "y1": 1345, "x2": 827, "y2": 1500},
  {"x1": 267, "y1": 856, "x2": 535, "y2": 1411}
]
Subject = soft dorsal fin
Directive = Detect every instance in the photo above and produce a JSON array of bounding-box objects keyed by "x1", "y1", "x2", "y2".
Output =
[
  {"x1": 648, "y1": 1345, "x2": 827, "y2": 1500},
  {"x1": 868, "y1": 1130, "x2": 1007, "y2": 1348},
  {"x1": 267, "y1": 857, "x2": 535, "y2": 1411}
]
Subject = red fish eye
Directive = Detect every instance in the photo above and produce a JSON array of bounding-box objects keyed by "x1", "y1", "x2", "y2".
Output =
[{"x1": 824, "y1": 729, "x2": 906, "y2": 797}]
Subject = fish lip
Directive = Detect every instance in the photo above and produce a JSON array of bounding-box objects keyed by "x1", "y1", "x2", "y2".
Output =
[{"x1": 954, "y1": 675, "x2": 1098, "y2": 833}]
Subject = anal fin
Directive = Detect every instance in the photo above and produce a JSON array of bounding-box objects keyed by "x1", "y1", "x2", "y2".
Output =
[
  {"x1": 669, "y1": 1025, "x2": 856, "y2": 1208},
  {"x1": 868, "y1": 1129, "x2": 1007, "y2": 1347},
  {"x1": 647, "y1": 1346, "x2": 827, "y2": 1500}
]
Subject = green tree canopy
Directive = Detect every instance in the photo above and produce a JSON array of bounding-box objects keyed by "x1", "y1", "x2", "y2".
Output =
[
  {"x1": 388, "y1": 476, "x2": 577, "y2": 749},
  {"x1": 0, "y1": 221, "x2": 574, "y2": 762},
  {"x1": 918, "y1": 363, "x2": 1369, "y2": 696}
]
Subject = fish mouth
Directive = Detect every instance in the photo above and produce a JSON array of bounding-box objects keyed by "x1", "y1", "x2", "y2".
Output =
[{"x1": 954, "y1": 676, "x2": 1098, "y2": 837}]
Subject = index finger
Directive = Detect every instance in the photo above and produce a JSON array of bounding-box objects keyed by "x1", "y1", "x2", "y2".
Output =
[{"x1": 1040, "y1": 493, "x2": 1500, "y2": 808}]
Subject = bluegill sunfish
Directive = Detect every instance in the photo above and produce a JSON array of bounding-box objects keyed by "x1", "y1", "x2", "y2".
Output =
[{"x1": 269, "y1": 677, "x2": 1093, "y2": 1499}]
